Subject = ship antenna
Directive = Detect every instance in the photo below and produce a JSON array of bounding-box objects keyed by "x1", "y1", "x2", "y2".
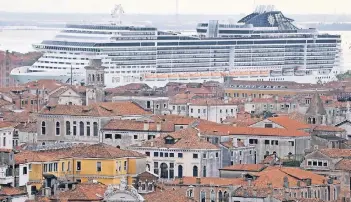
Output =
[
  {"x1": 176, "y1": 0, "x2": 179, "y2": 30},
  {"x1": 111, "y1": 4, "x2": 125, "y2": 25}
]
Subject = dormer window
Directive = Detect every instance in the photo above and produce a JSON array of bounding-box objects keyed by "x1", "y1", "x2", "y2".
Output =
[{"x1": 165, "y1": 136, "x2": 175, "y2": 144}]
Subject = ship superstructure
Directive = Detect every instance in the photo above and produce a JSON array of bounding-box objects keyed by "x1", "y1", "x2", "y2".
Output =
[{"x1": 10, "y1": 5, "x2": 342, "y2": 87}]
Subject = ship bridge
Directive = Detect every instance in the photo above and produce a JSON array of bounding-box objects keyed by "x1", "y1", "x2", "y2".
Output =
[{"x1": 238, "y1": 5, "x2": 298, "y2": 30}]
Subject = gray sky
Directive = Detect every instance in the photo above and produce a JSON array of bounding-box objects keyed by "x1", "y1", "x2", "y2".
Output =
[{"x1": 0, "y1": 0, "x2": 350, "y2": 14}]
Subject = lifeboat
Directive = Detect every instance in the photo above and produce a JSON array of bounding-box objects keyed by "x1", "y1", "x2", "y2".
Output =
[
  {"x1": 270, "y1": 70, "x2": 282, "y2": 77},
  {"x1": 229, "y1": 71, "x2": 239, "y2": 76},
  {"x1": 249, "y1": 71, "x2": 261, "y2": 76},
  {"x1": 168, "y1": 73, "x2": 179, "y2": 79}
]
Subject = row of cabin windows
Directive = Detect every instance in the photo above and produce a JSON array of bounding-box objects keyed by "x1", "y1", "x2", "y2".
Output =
[{"x1": 41, "y1": 121, "x2": 98, "y2": 136}]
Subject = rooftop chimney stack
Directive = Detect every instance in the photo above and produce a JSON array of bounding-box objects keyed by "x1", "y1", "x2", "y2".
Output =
[{"x1": 144, "y1": 121, "x2": 149, "y2": 131}]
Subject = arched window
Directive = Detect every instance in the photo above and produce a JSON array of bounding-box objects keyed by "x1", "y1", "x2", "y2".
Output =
[
  {"x1": 97, "y1": 74, "x2": 100, "y2": 82},
  {"x1": 92, "y1": 74, "x2": 95, "y2": 82},
  {"x1": 79, "y1": 121, "x2": 84, "y2": 136},
  {"x1": 146, "y1": 164, "x2": 150, "y2": 171},
  {"x1": 178, "y1": 165, "x2": 183, "y2": 178},
  {"x1": 160, "y1": 163, "x2": 168, "y2": 179},
  {"x1": 55, "y1": 122, "x2": 60, "y2": 136},
  {"x1": 200, "y1": 191, "x2": 206, "y2": 202},
  {"x1": 210, "y1": 190, "x2": 216, "y2": 202},
  {"x1": 147, "y1": 183, "x2": 153, "y2": 191},
  {"x1": 93, "y1": 122, "x2": 98, "y2": 136},
  {"x1": 203, "y1": 166, "x2": 207, "y2": 177},
  {"x1": 65, "y1": 121, "x2": 71, "y2": 135},
  {"x1": 101, "y1": 74, "x2": 104, "y2": 82},
  {"x1": 88, "y1": 74, "x2": 91, "y2": 82},
  {"x1": 218, "y1": 191, "x2": 223, "y2": 202},
  {"x1": 193, "y1": 166, "x2": 198, "y2": 177},
  {"x1": 41, "y1": 121, "x2": 46, "y2": 135},
  {"x1": 68, "y1": 161, "x2": 70, "y2": 171}
]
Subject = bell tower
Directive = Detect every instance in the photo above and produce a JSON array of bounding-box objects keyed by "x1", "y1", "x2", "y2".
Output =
[{"x1": 85, "y1": 59, "x2": 106, "y2": 105}]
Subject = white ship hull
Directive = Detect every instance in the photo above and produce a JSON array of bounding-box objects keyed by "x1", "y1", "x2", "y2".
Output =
[{"x1": 10, "y1": 5, "x2": 343, "y2": 88}]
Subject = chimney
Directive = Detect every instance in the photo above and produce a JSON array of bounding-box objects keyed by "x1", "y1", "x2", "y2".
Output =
[
  {"x1": 196, "y1": 177, "x2": 201, "y2": 184},
  {"x1": 156, "y1": 122, "x2": 161, "y2": 131},
  {"x1": 44, "y1": 187, "x2": 51, "y2": 197},
  {"x1": 144, "y1": 121, "x2": 149, "y2": 131},
  {"x1": 283, "y1": 176, "x2": 289, "y2": 188},
  {"x1": 232, "y1": 138, "x2": 238, "y2": 147},
  {"x1": 65, "y1": 183, "x2": 69, "y2": 191}
]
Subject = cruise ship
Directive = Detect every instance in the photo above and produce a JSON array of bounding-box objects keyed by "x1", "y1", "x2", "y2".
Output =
[{"x1": 10, "y1": 5, "x2": 342, "y2": 87}]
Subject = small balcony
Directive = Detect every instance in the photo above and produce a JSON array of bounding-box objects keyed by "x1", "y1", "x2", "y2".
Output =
[{"x1": 0, "y1": 169, "x2": 13, "y2": 185}]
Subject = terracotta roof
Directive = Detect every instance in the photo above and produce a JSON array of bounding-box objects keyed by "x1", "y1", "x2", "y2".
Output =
[
  {"x1": 25, "y1": 196, "x2": 51, "y2": 202},
  {"x1": 220, "y1": 139, "x2": 246, "y2": 148},
  {"x1": 335, "y1": 159, "x2": 351, "y2": 171},
  {"x1": 233, "y1": 186, "x2": 273, "y2": 198},
  {"x1": 15, "y1": 150, "x2": 61, "y2": 164},
  {"x1": 24, "y1": 79, "x2": 63, "y2": 92},
  {"x1": 310, "y1": 125, "x2": 345, "y2": 132},
  {"x1": 220, "y1": 164, "x2": 266, "y2": 172},
  {"x1": 52, "y1": 183, "x2": 106, "y2": 201},
  {"x1": 186, "y1": 87, "x2": 212, "y2": 95},
  {"x1": 260, "y1": 154, "x2": 279, "y2": 165},
  {"x1": 40, "y1": 102, "x2": 150, "y2": 117},
  {"x1": 150, "y1": 115, "x2": 216, "y2": 126},
  {"x1": 143, "y1": 187, "x2": 190, "y2": 202},
  {"x1": 188, "y1": 98, "x2": 236, "y2": 106},
  {"x1": 70, "y1": 143, "x2": 145, "y2": 159},
  {"x1": 15, "y1": 143, "x2": 144, "y2": 164},
  {"x1": 169, "y1": 176, "x2": 246, "y2": 186},
  {"x1": 197, "y1": 124, "x2": 309, "y2": 137},
  {"x1": 15, "y1": 122, "x2": 37, "y2": 133},
  {"x1": 319, "y1": 149, "x2": 351, "y2": 158},
  {"x1": 103, "y1": 119, "x2": 174, "y2": 132},
  {"x1": 0, "y1": 148, "x2": 12, "y2": 153},
  {"x1": 3, "y1": 111, "x2": 37, "y2": 123},
  {"x1": 0, "y1": 121, "x2": 16, "y2": 128},
  {"x1": 131, "y1": 128, "x2": 219, "y2": 150},
  {"x1": 266, "y1": 116, "x2": 310, "y2": 130},
  {"x1": 249, "y1": 166, "x2": 332, "y2": 189},
  {"x1": 0, "y1": 186, "x2": 26, "y2": 196}
]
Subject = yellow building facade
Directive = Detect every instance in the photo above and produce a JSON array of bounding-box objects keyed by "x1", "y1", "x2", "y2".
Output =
[{"x1": 18, "y1": 143, "x2": 145, "y2": 190}]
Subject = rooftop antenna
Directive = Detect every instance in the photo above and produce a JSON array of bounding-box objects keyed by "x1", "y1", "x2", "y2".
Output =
[
  {"x1": 176, "y1": 0, "x2": 179, "y2": 30},
  {"x1": 111, "y1": 4, "x2": 125, "y2": 25}
]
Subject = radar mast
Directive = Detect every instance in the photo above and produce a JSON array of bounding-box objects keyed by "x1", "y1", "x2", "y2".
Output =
[{"x1": 111, "y1": 4, "x2": 125, "y2": 25}]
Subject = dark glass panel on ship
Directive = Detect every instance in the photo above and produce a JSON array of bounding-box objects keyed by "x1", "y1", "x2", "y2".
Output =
[
  {"x1": 316, "y1": 40, "x2": 337, "y2": 43},
  {"x1": 66, "y1": 24, "x2": 157, "y2": 31},
  {"x1": 218, "y1": 30, "x2": 252, "y2": 34}
]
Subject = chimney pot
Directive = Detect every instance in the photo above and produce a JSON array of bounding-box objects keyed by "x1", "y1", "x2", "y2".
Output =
[
  {"x1": 196, "y1": 177, "x2": 201, "y2": 184},
  {"x1": 144, "y1": 122, "x2": 149, "y2": 131},
  {"x1": 156, "y1": 122, "x2": 161, "y2": 131}
]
